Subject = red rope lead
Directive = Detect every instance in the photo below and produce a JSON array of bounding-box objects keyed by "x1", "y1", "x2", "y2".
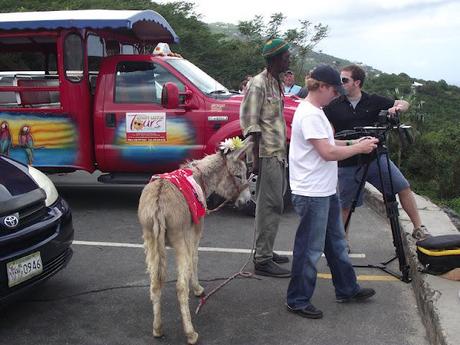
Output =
[{"x1": 195, "y1": 271, "x2": 256, "y2": 315}]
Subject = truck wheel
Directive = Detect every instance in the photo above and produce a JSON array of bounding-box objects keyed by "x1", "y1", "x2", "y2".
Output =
[
  {"x1": 238, "y1": 173, "x2": 258, "y2": 216},
  {"x1": 238, "y1": 173, "x2": 292, "y2": 217}
]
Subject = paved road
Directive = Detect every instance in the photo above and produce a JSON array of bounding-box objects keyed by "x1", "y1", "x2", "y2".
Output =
[{"x1": 0, "y1": 172, "x2": 429, "y2": 345}]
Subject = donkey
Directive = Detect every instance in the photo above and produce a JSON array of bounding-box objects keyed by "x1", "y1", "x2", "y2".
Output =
[{"x1": 138, "y1": 137, "x2": 253, "y2": 344}]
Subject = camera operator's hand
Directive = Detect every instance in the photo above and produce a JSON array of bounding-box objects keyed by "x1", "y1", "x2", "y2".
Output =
[
  {"x1": 355, "y1": 137, "x2": 379, "y2": 154},
  {"x1": 387, "y1": 106, "x2": 401, "y2": 117},
  {"x1": 388, "y1": 100, "x2": 409, "y2": 116}
]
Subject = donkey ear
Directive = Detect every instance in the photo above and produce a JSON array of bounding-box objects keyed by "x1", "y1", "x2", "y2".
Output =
[{"x1": 228, "y1": 136, "x2": 254, "y2": 161}]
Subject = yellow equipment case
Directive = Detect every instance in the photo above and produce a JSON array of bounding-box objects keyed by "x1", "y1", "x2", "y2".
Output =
[{"x1": 416, "y1": 234, "x2": 460, "y2": 274}]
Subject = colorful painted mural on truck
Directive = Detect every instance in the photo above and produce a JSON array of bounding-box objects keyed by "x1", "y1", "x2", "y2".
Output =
[
  {"x1": 0, "y1": 120, "x2": 12, "y2": 155},
  {"x1": 0, "y1": 113, "x2": 77, "y2": 166}
]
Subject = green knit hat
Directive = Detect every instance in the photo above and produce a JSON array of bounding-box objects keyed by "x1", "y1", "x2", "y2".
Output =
[{"x1": 262, "y1": 38, "x2": 290, "y2": 58}]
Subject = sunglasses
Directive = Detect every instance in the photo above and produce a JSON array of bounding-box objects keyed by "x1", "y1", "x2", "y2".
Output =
[{"x1": 341, "y1": 77, "x2": 352, "y2": 84}]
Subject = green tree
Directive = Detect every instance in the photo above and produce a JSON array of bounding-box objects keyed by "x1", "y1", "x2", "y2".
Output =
[{"x1": 237, "y1": 14, "x2": 328, "y2": 85}]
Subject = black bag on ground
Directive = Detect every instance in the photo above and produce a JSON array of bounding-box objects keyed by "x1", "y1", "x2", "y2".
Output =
[{"x1": 416, "y1": 234, "x2": 460, "y2": 275}]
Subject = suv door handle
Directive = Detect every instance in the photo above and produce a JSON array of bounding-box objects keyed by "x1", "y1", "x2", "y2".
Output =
[{"x1": 105, "y1": 113, "x2": 116, "y2": 127}]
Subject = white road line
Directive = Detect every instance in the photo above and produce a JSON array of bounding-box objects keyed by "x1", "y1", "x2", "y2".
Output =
[
  {"x1": 74, "y1": 240, "x2": 143, "y2": 248},
  {"x1": 73, "y1": 240, "x2": 366, "y2": 258}
]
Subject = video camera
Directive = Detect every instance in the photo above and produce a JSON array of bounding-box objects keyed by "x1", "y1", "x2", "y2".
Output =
[
  {"x1": 377, "y1": 109, "x2": 400, "y2": 126},
  {"x1": 335, "y1": 109, "x2": 413, "y2": 147}
]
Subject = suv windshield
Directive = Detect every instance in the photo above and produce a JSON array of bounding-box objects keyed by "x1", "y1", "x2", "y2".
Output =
[{"x1": 166, "y1": 58, "x2": 229, "y2": 95}]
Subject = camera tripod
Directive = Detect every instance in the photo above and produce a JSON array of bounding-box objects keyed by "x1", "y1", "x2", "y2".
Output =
[{"x1": 343, "y1": 135, "x2": 411, "y2": 283}]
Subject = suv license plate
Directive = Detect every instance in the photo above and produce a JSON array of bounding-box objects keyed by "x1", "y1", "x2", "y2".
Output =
[{"x1": 7, "y1": 251, "x2": 43, "y2": 287}]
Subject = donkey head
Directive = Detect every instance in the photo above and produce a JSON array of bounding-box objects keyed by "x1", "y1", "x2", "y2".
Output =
[{"x1": 215, "y1": 137, "x2": 253, "y2": 207}]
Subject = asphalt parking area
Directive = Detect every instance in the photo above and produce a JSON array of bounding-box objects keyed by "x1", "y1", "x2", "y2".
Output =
[{"x1": 0, "y1": 183, "x2": 429, "y2": 345}]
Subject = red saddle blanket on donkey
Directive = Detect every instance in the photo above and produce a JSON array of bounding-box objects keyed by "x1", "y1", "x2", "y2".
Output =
[{"x1": 152, "y1": 169, "x2": 206, "y2": 224}]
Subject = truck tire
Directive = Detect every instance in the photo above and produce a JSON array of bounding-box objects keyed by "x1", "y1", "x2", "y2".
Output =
[
  {"x1": 238, "y1": 173, "x2": 291, "y2": 217},
  {"x1": 238, "y1": 173, "x2": 258, "y2": 216}
]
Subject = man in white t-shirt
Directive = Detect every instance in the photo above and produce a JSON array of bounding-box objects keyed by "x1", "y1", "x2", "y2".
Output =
[{"x1": 286, "y1": 65, "x2": 379, "y2": 319}]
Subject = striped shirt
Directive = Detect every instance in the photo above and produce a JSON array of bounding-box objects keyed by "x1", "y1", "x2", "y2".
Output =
[{"x1": 240, "y1": 69, "x2": 287, "y2": 161}]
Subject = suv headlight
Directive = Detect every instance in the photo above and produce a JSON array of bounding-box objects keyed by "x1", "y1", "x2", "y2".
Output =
[{"x1": 28, "y1": 166, "x2": 59, "y2": 206}]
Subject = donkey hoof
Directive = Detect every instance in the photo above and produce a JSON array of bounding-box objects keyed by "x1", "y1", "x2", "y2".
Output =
[
  {"x1": 193, "y1": 285, "x2": 205, "y2": 297},
  {"x1": 187, "y1": 331, "x2": 199, "y2": 344},
  {"x1": 153, "y1": 328, "x2": 163, "y2": 338}
]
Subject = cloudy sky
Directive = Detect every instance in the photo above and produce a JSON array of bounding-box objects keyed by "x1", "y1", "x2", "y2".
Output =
[{"x1": 161, "y1": 0, "x2": 460, "y2": 86}]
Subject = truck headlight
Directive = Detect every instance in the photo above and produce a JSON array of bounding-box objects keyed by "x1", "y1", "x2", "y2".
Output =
[{"x1": 28, "y1": 166, "x2": 59, "y2": 206}]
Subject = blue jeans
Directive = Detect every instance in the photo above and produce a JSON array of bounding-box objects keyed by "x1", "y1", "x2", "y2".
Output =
[{"x1": 287, "y1": 193, "x2": 360, "y2": 309}]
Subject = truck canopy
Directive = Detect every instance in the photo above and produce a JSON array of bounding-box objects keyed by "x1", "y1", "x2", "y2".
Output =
[{"x1": 0, "y1": 9, "x2": 179, "y2": 44}]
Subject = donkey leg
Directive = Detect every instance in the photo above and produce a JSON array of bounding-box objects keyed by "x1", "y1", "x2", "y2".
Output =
[
  {"x1": 175, "y1": 246, "x2": 199, "y2": 344},
  {"x1": 150, "y1": 277, "x2": 163, "y2": 337},
  {"x1": 143, "y1": 226, "x2": 164, "y2": 338},
  {"x1": 191, "y1": 223, "x2": 204, "y2": 297},
  {"x1": 142, "y1": 221, "x2": 166, "y2": 337}
]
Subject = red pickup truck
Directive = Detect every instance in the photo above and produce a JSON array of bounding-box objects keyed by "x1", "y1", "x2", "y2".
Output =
[{"x1": 0, "y1": 10, "x2": 298, "y2": 184}]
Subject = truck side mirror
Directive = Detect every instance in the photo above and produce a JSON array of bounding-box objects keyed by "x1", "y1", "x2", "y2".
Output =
[{"x1": 161, "y1": 82, "x2": 179, "y2": 109}]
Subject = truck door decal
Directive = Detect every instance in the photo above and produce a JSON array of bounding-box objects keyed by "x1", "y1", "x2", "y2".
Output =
[
  {"x1": 126, "y1": 112, "x2": 166, "y2": 142},
  {"x1": 113, "y1": 116, "x2": 196, "y2": 164}
]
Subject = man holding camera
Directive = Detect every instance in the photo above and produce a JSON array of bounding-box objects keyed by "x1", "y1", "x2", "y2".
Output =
[
  {"x1": 287, "y1": 65, "x2": 378, "y2": 319},
  {"x1": 324, "y1": 64, "x2": 430, "y2": 243}
]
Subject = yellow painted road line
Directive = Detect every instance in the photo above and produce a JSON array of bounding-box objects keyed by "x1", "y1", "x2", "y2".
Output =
[{"x1": 317, "y1": 273, "x2": 399, "y2": 281}]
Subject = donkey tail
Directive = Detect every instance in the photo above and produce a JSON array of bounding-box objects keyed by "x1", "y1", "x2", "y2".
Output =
[{"x1": 139, "y1": 181, "x2": 167, "y2": 287}]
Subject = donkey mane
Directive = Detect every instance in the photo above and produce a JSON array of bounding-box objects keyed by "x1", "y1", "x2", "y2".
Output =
[{"x1": 183, "y1": 152, "x2": 226, "y2": 198}]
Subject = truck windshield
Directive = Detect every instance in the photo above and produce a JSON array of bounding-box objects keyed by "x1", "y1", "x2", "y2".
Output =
[{"x1": 166, "y1": 59, "x2": 230, "y2": 95}]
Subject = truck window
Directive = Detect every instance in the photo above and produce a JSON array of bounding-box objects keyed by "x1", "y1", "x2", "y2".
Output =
[
  {"x1": 121, "y1": 44, "x2": 135, "y2": 54},
  {"x1": 166, "y1": 58, "x2": 229, "y2": 95},
  {"x1": 106, "y1": 40, "x2": 120, "y2": 56},
  {"x1": 0, "y1": 35, "x2": 59, "y2": 108},
  {"x1": 87, "y1": 34, "x2": 104, "y2": 73},
  {"x1": 64, "y1": 33, "x2": 84, "y2": 83},
  {"x1": 114, "y1": 61, "x2": 185, "y2": 104}
]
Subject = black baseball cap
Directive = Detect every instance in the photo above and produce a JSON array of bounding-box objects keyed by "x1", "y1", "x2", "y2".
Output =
[{"x1": 310, "y1": 64, "x2": 345, "y2": 95}]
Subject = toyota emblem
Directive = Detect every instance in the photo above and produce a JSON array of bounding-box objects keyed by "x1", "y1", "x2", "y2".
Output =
[{"x1": 4, "y1": 214, "x2": 19, "y2": 229}]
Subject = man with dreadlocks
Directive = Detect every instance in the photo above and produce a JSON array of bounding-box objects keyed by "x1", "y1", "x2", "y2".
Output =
[{"x1": 240, "y1": 38, "x2": 291, "y2": 278}]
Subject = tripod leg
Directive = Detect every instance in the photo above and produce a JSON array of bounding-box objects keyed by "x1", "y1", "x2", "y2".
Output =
[
  {"x1": 385, "y1": 197, "x2": 411, "y2": 282},
  {"x1": 344, "y1": 162, "x2": 371, "y2": 231},
  {"x1": 375, "y1": 151, "x2": 411, "y2": 283}
]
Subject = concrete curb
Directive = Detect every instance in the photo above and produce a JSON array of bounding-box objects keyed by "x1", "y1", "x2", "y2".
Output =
[{"x1": 364, "y1": 184, "x2": 460, "y2": 345}]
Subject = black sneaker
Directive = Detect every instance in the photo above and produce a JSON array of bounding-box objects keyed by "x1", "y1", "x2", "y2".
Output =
[
  {"x1": 273, "y1": 252, "x2": 290, "y2": 264},
  {"x1": 336, "y1": 288, "x2": 376, "y2": 303},
  {"x1": 286, "y1": 304, "x2": 323, "y2": 319},
  {"x1": 254, "y1": 260, "x2": 291, "y2": 278}
]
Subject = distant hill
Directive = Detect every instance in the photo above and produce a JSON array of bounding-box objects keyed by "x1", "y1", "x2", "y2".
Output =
[
  {"x1": 303, "y1": 50, "x2": 382, "y2": 76},
  {"x1": 208, "y1": 22, "x2": 382, "y2": 76},
  {"x1": 208, "y1": 22, "x2": 241, "y2": 39}
]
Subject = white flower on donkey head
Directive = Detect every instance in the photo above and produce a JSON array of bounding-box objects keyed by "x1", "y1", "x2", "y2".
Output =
[{"x1": 219, "y1": 137, "x2": 244, "y2": 154}]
